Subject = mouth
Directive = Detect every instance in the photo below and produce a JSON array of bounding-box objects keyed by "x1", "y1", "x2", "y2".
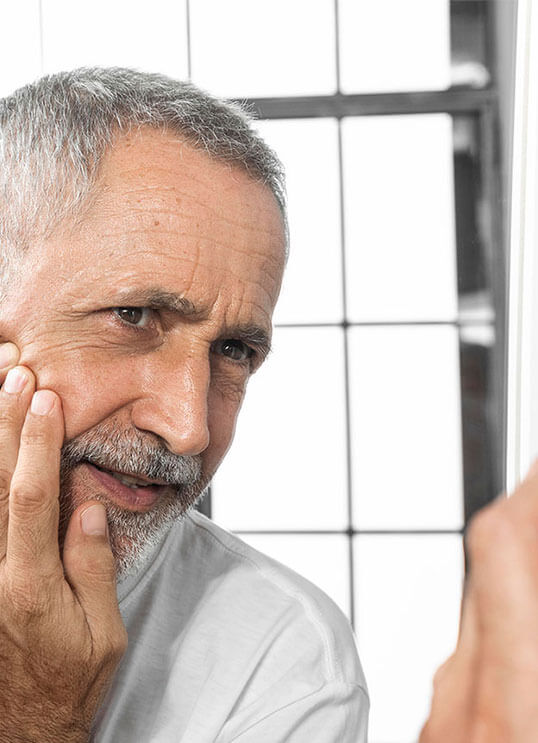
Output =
[{"x1": 82, "y1": 462, "x2": 173, "y2": 512}]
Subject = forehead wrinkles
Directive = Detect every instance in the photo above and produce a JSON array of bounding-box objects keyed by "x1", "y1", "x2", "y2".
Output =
[
  {"x1": 25, "y1": 130, "x2": 285, "y2": 314},
  {"x1": 92, "y1": 132, "x2": 285, "y2": 240},
  {"x1": 84, "y1": 192, "x2": 284, "y2": 266},
  {"x1": 53, "y1": 206, "x2": 281, "y2": 285},
  {"x1": 94, "y1": 132, "x2": 271, "y2": 219}
]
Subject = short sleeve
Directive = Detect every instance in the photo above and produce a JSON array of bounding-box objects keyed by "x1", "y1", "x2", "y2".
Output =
[{"x1": 216, "y1": 682, "x2": 369, "y2": 743}]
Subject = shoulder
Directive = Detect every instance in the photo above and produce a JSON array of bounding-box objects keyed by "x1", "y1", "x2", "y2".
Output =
[
  {"x1": 114, "y1": 512, "x2": 369, "y2": 740},
  {"x1": 182, "y1": 511, "x2": 368, "y2": 692}
]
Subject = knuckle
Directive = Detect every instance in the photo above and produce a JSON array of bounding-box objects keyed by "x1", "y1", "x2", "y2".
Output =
[
  {"x1": 10, "y1": 479, "x2": 51, "y2": 512},
  {"x1": 432, "y1": 655, "x2": 453, "y2": 690},
  {"x1": 465, "y1": 503, "x2": 512, "y2": 558}
]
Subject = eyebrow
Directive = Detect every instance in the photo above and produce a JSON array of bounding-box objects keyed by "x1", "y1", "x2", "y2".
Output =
[
  {"x1": 111, "y1": 287, "x2": 273, "y2": 359},
  {"x1": 114, "y1": 288, "x2": 207, "y2": 318}
]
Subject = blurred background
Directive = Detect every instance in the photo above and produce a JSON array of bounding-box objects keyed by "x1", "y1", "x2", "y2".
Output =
[{"x1": 0, "y1": 1, "x2": 518, "y2": 741}]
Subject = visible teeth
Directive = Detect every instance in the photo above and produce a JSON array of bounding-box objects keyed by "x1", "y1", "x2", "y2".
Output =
[{"x1": 110, "y1": 471, "x2": 152, "y2": 489}]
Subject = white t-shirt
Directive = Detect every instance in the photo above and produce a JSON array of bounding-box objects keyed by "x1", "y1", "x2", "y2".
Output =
[{"x1": 91, "y1": 510, "x2": 369, "y2": 742}]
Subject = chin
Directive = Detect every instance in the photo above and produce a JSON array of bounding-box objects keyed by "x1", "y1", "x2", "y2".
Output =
[{"x1": 58, "y1": 463, "x2": 208, "y2": 580}]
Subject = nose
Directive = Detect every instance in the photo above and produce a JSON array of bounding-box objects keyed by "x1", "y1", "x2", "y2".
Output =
[{"x1": 130, "y1": 351, "x2": 211, "y2": 457}]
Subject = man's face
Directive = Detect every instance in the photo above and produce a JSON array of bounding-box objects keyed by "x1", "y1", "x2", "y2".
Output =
[{"x1": 0, "y1": 128, "x2": 285, "y2": 576}]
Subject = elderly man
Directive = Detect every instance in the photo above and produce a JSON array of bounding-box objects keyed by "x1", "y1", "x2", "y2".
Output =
[
  {"x1": 2, "y1": 67, "x2": 538, "y2": 743},
  {"x1": 0, "y1": 68, "x2": 368, "y2": 742}
]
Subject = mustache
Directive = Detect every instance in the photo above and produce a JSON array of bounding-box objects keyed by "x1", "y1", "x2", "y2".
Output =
[{"x1": 59, "y1": 423, "x2": 202, "y2": 488}]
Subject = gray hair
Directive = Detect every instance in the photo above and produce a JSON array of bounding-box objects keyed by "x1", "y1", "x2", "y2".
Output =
[{"x1": 0, "y1": 67, "x2": 287, "y2": 298}]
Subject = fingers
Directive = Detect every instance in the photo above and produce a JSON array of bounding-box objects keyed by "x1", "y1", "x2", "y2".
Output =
[
  {"x1": 0, "y1": 343, "x2": 20, "y2": 382},
  {"x1": 468, "y1": 502, "x2": 538, "y2": 640},
  {"x1": 466, "y1": 461, "x2": 538, "y2": 647},
  {"x1": 462, "y1": 500, "x2": 538, "y2": 739},
  {"x1": 421, "y1": 471, "x2": 538, "y2": 743},
  {"x1": 419, "y1": 578, "x2": 480, "y2": 742},
  {"x1": 6, "y1": 387, "x2": 65, "y2": 586},
  {"x1": 0, "y1": 364, "x2": 35, "y2": 560},
  {"x1": 62, "y1": 503, "x2": 127, "y2": 647}
]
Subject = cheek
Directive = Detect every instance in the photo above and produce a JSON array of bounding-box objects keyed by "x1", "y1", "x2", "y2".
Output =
[
  {"x1": 29, "y1": 351, "x2": 141, "y2": 441},
  {"x1": 205, "y1": 384, "x2": 246, "y2": 473}
]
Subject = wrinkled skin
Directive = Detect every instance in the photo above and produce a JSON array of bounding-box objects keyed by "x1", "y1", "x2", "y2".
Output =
[
  {"x1": 0, "y1": 359, "x2": 127, "y2": 742},
  {"x1": 0, "y1": 128, "x2": 286, "y2": 741},
  {"x1": 420, "y1": 460, "x2": 538, "y2": 742}
]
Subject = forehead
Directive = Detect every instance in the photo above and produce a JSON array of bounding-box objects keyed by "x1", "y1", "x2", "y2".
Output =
[{"x1": 27, "y1": 127, "x2": 286, "y2": 323}]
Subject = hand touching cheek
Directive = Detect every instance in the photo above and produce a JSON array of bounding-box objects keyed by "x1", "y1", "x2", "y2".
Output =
[{"x1": 0, "y1": 343, "x2": 127, "y2": 743}]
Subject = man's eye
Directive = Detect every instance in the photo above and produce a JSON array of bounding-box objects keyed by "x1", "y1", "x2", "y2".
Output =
[
  {"x1": 214, "y1": 339, "x2": 254, "y2": 363},
  {"x1": 113, "y1": 307, "x2": 152, "y2": 328}
]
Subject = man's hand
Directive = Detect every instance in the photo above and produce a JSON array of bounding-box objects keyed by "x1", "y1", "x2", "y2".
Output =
[
  {"x1": 0, "y1": 343, "x2": 127, "y2": 743},
  {"x1": 420, "y1": 460, "x2": 538, "y2": 742}
]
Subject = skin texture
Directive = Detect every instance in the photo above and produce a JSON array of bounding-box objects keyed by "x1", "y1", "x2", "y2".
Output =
[
  {"x1": 0, "y1": 127, "x2": 286, "y2": 740},
  {"x1": 2, "y1": 127, "x2": 285, "y2": 568},
  {"x1": 0, "y1": 358, "x2": 127, "y2": 742},
  {"x1": 420, "y1": 460, "x2": 538, "y2": 742}
]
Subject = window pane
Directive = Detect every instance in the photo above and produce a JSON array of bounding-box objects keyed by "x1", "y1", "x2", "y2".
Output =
[
  {"x1": 256, "y1": 118, "x2": 343, "y2": 324},
  {"x1": 42, "y1": 0, "x2": 188, "y2": 78},
  {"x1": 212, "y1": 327, "x2": 348, "y2": 531},
  {"x1": 349, "y1": 325, "x2": 464, "y2": 530},
  {"x1": 338, "y1": 0, "x2": 451, "y2": 93},
  {"x1": 0, "y1": 2, "x2": 41, "y2": 97},
  {"x1": 343, "y1": 114, "x2": 457, "y2": 323},
  {"x1": 239, "y1": 534, "x2": 350, "y2": 618},
  {"x1": 354, "y1": 534, "x2": 463, "y2": 743},
  {"x1": 190, "y1": 0, "x2": 337, "y2": 97}
]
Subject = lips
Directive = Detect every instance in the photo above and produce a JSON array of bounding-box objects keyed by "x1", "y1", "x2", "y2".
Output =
[
  {"x1": 83, "y1": 462, "x2": 169, "y2": 512},
  {"x1": 92, "y1": 463, "x2": 166, "y2": 488}
]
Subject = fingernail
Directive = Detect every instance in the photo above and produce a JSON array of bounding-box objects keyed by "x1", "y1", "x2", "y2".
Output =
[
  {"x1": 81, "y1": 504, "x2": 108, "y2": 536},
  {"x1": 4, "y1": 367, "x2": 29, "y2": 394},
  {"x1": 30, "y1": 390, "x2": 55, "y2": 415},
  {"x1": 0, "y1": 343, "x2": 19, "y2": 369}
]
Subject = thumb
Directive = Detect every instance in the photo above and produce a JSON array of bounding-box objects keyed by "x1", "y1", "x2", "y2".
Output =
[{"x1": 62, "y1": 501, "x2": 121, "y2": 629}]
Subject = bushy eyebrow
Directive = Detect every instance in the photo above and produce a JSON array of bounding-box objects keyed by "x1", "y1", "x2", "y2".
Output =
[
  {"x1": 113, "y1": 288, "x2": 205, "y2": 318},
  {"x1": 110, "y1": 287, "x2": 273, "y2": 360}
]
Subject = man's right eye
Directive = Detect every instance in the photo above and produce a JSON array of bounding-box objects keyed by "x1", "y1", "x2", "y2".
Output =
[{"x1": 113, "y1": 307, "x2": 154, "y2": 329}]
